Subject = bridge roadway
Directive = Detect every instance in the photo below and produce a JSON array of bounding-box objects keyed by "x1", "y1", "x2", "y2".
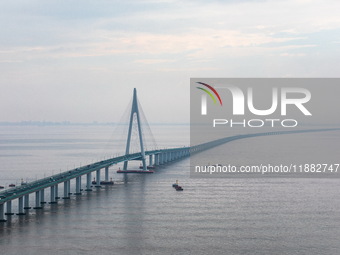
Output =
[{"x1": 1, "y1": 128, "x2": 339, "y2": 222}]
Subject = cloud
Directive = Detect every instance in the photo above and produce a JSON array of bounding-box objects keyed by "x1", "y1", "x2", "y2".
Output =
[{"x1": 0, "y1": 0, "x2": 340, "y2": 122}]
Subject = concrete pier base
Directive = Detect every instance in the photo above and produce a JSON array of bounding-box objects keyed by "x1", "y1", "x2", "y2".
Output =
[
  {"x1": 63, "y1": 181, "x2": 70, "y2": 199},
  {"x1": 0, "y1": 204, "x2": 6, "y2": 222},
  {"x1": 95, "y1": 169, "x2": 101, "y2": 188},
  {"x1": 5, "y1": 200, "x2": 14, "y2": 215},
  {"x1": 33, "y1": 191, "x2": 43, "y2": 209},
  {"x1": 24, "y1": 194, "x2": 31, "y2": 209},
  {"x1": 40, "y1": 189, "x2": 46, "y2": 204},
  {"x1": 16, "y1": 197, "x2": 26, "y2": 215},
  {"x1": 55, "y1": 184, "x2": 59, "y2": 199},
  {"x1": 86, "y1": 172, "x2": 92, "y2": 191}
]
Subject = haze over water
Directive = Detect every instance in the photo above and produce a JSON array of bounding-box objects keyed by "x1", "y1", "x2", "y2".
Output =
[{"x1": 1, "y1": 125, "x2": 340, "y2": 255}]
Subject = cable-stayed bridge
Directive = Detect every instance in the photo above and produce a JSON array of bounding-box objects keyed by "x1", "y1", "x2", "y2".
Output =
[{"x1": 0, "y1": 89, "x2": 339, "y2": 222}]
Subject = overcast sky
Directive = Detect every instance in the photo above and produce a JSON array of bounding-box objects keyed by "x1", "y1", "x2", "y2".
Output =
[{"x1": 1, "y1": 0, "x2": 339, "y2": 123}]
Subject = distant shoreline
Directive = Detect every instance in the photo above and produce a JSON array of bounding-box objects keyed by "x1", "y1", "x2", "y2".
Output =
[{"x1": 0, "y1": 121, "x2": 189, "y2": 126}]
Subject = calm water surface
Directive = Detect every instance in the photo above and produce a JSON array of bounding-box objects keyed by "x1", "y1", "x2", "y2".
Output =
[{"x1": 0, "y1": 125, "x2": 339, "y2": 255}]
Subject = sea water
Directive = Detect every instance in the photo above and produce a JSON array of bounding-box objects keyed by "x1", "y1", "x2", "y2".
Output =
[{"x1": 0, "y1": 125, "x2": 339, "y2": 255}]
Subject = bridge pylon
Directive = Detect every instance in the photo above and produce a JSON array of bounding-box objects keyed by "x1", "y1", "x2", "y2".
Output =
[{"x1": 123, "y1": 88, "x2": 147, "y2": 170}]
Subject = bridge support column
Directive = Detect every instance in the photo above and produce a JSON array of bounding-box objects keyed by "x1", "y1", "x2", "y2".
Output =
[
  {"x1": 0, "y1": 204, "x2": 6, "y2": 222},
  {"x1": 158, "y1": 154, "x2": 161, "y2": 165},
  {"x1": 49, "y1": 186, "x2": 57, "y2": 204},
  {"x1": 95, "y1": 169, "x2": 101, "y2": 188},
  {"x1": 17, "y1": 197, "x2": 26, "y2": 215},
  {"x1": 154, "y1": 154, "x2": 159, "y2": 166},
  {"x1": 24, "y1": 194, "x2": 31, "y2": 209},
  {"x1": 85, "y1": 173, "x2": 92, "y2": 191},
  {"x1": 105, "y1": 167, "x2": 109, "y2": 182},
  {"x1": 40, "y1": 189, "x2": 46, "y2": 204},
  {"x1": 68, "y1": 180, "x2": 72, "y2": 195},
  {"x1": 5, "y1": 200, "x2": 14, "y2": 215},
  {"x1": 63, "y1": 181, "x2": 70, "y2": 199},
  {"x1": 149, "y1": 154, "x2": 153, "y2": 166},
  {"x1": 160, "y1": 153, "x2": 164, "y2": 164},
  {"x1": 75, "y1": 177, "x2": 82, "y2": 195},
  {"x1": 33, "y1": 191, "x2": 42, "y2": 209},
  {"x1": 55, "y1": 184, "x2": 60, "y2": 199}
]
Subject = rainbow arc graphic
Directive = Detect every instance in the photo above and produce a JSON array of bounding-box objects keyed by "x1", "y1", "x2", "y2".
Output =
[{"x1": 196, "y1": 82, "x2": 223, "y2": 115}]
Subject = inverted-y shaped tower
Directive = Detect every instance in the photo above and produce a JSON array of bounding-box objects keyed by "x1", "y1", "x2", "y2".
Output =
[{"x1": 123, "y1": 88, "x2": 147, "y2": 170}]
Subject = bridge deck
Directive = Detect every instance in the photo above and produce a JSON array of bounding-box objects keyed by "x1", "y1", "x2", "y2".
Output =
[{"x1": 1, "y1": 128, "x2": 339, "y2": 205}]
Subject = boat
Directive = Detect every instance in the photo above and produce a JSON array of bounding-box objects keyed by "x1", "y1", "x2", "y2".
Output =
[
  {"x1": 100, "y1": 178, "x2": 114, "y2": 185},
  {"x1": 116, "y1": 167, "x2": 154, "y2": 174},
  {"x1": 0, "y1": 186, "x2": 4, "y2": 189},
  {"x1": 92, "y1": 177, "x2": 114, "y2": 185},
  {"x1": 9, "y1": 184, "x2": 15, "y2": 187},
  {"x1": 172, "y1": 180, "x2": 179, "y2": 187},
  {"x1": 172, "y1": 180, "x2": 183, "y2": 191},
  {"x1": 175, "y1": 186, "x2": 183, "y2": 191},
  {"x1": 117, "y1": 169, "x2": 154, "y2": 174}
]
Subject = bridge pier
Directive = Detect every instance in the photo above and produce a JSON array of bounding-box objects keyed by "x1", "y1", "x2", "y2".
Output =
[
  {"x1": 75, "y1": 176, "x2": 82, "y2": 195},
  {"x1": 55, "y1": 184, "x2": 60, "y2": 199},
  {"x1": 0, "y1": 204, "x2": 6, "y2": 222},
  {"x1": 160, "y1": 153, "x2": 164, "y2": 164},
  {"x1": 24, "y1": 194, "x2": 31, "y2": 209},
  {"x1": 105, "y1": 167, "x2": 109, "y2": 182},
  {"x1": 33, "y1": 191, "x2": 42, "y2": 209},
  {"x1": 85, "y1": 172, "x2": 92, "y2": 191},
  {"x1": 17, "y1": 197, "x2": 26, "y2": 215},
  {"x1": 149, "y1": 155, "x2": 153, "y2": 167},
  {"x1": 49, "y1": 186, "x2": 57, "y2": 204},
  {"x1": 63, "y1": 181, "x2": 70, "y2": 199},
  {"x1": 68, "y1": 180, "x2": 72, "y2": 195},
  {"x1": 95, "y1": 169, "x2": 101, "y2": 188},
  {"x1": 40, "y1": 189, "x2": 46, "y2": 204},
  {"x1": 154, "y1": 154, "x2": 159, "y2": 166},
  {"x1": 5, "y1": 200, "x2": 14, "y2": 215}
]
